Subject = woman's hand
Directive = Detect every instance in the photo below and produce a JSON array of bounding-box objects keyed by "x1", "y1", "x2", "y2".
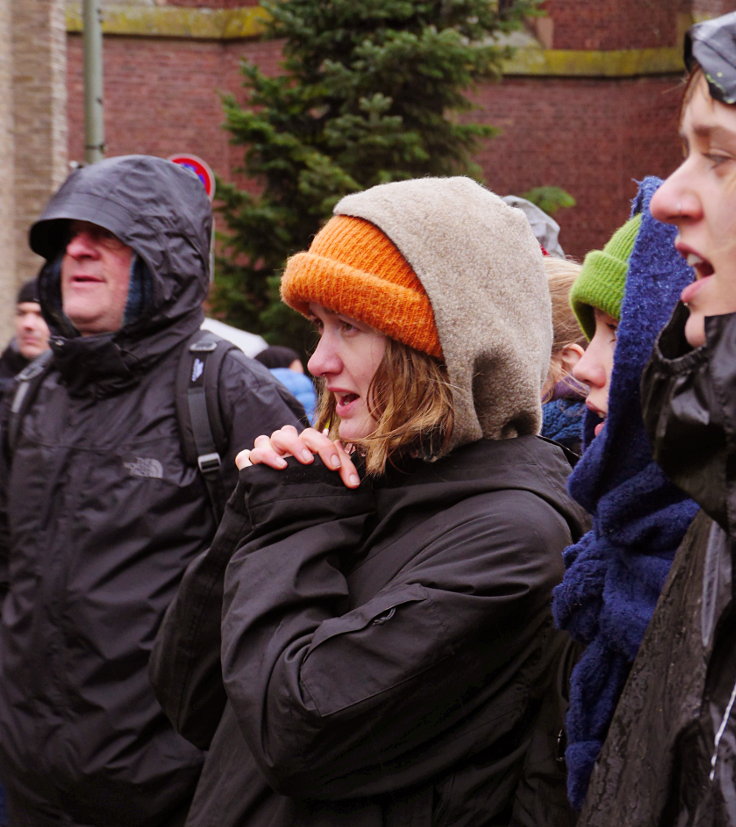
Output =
[{"x1": 235, "y1": 425, "x2": 361, "y2": 489}]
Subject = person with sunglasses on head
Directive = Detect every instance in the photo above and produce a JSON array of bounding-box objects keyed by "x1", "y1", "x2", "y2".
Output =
[{"x1": 577, "y1": 13, "x2": 736, "y2": 825}]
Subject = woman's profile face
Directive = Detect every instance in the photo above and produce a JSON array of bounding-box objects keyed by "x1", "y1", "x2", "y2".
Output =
[
  {"x1": 307, "y1": 303, "x2": 388, "y2": 442},
  {"x1": 650, "y1": 73, "x2": 736, "y2": 347},
  {"x1": 571, "y1": 308, "x2": 617, "y2": 438}
]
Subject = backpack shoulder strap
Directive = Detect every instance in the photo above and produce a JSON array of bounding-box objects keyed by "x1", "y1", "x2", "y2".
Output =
[
  {"x1": 176, "y1": 329, "x2": 238, "y2": 521},
  {"x1": 5, "y1": 350, "x2": 54, "y2": 456}
]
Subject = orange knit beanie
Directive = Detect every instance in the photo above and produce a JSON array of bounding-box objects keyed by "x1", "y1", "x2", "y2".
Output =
[{"x1": 280, "y1": 215, "x2": 442, "y2": 358}]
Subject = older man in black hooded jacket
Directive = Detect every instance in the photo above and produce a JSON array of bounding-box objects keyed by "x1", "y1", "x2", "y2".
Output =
[{"x1": 0, "y1": 155, "x2": 305, "y2": 826}]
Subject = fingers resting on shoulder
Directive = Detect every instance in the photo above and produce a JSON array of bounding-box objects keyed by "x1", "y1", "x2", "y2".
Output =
[{"x1": 235, "y1": 425, "x2": 360, "y2": 488}]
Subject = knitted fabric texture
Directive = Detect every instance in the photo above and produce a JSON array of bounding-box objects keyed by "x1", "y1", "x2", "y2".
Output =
[
  {"x1": 282, "y1": 214, "x2": 441, "y2": 358},
  {"x1": 333, "y1": 178, "x2": 550, "y2": 450},
  {"x1": 552, "y1": 177, "x2": 699, "y2": 810},
  {"x1": 542, "y1": 398, "x2": 585, "y2": 454},
  {"x1": 570, "y1": 213, "x2": 642, "y2": 340}
]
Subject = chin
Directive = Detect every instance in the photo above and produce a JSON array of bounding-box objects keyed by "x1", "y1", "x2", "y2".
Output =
[
  {"x1": 684, "y1": 313, "x2": 706, "y2": 348},
  {"x1": 337, "y1": 419, "x2": 375, "y2": 443}
]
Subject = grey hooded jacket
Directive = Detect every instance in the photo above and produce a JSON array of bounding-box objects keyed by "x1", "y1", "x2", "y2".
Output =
[{"x1": 0, "y1": 155, "x2": 305, "y2": 826}]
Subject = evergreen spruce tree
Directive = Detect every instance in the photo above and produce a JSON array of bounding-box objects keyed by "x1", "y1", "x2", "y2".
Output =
[{"x1": 214, "y1": 0, "x2": 542, "y2": 347}]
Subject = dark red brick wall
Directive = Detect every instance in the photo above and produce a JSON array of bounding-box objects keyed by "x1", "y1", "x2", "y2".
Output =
[
  {"x1": 540, "y1": 0, "x2": 691, "y2": 49},
  {"x1": 471, "y1": 75, "x2": 684, "y2": 257},
  {"x1": 65, "y1": 3, "x2": 694, "y2": 262},
  {"x1": 66, "y1": 34, "x2": 281, "y2": 189},
  {"x1": 692, "y1": 0, "x2": 735, "y2": 16}
]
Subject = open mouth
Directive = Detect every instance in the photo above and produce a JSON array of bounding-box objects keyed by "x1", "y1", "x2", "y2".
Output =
[
  {"x1": 338, "y1": 393, "x2": 359, "y2": 405},
  {"x1": 687, "y1": 253, "x2": 714, "y2": 278}
]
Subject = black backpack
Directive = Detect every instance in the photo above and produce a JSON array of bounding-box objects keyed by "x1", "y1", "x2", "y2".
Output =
[{"x1": 6, "y1": 329, "x2": 238, "y2": 522}]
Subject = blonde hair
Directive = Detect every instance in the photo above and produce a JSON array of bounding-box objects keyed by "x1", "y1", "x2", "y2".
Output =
[
  {"x1": 543, "y1": 256, "x2": 586, "y2": 398},
  {"x1": 313, "y1": 338, "x2": 455, "y2": 476}
]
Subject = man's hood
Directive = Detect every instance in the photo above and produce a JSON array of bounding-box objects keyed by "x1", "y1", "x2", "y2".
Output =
[
  {"x1": 30, "y1": 155, "x2": 212, "y2": 342},
  {"x1": 334, "y1": 177, "x2": 551, "y2": 452}
]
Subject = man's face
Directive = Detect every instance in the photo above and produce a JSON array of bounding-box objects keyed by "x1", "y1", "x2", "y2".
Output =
[
  {"x1": 60, "y1": 220, "x2": 134, "y2": 336},
  {"x1": 15, "y1": 302, "x2": 50, "y2": 360}
]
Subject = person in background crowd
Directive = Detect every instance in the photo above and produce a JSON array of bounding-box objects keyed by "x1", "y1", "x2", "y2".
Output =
[
  {"x1": 0, "y1": 155, "x2": 305, "y2": 827},
  {"x1": 502, "y1": 194, "x2": 565, "y2": 258},
  {"x1": 552, "y1": 177, "x2": 699, "y2": 812},
  {"x1": 0, "y1": 281, "x2": 49, "y2": 826},
  {"x1": 578, "y1": 12, "x2": 736, "y2": 824},
  {"x1": 541, "y1": 256, "x2": 587, "y2": 457},
  {"x1": 151, "y1": 176, "x2": 586, "y2": 826},
  {"x1": 255, "y1": 344, "x2": 318, "y2": 423},
  {"x1": 0, "y1": 279, "x2": 50, "y2": 391}
]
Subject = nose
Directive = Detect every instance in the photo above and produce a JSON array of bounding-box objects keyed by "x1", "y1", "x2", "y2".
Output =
[
  {"x1": 572, "y1": 346, "x2": 606, "y2": 390},
  {"x1": 307, "y1": 332, "x2": 341, "y2": 378},
  {"x1": 65, "y1": 228, "x2": 99, "y2": 259},
  {"x1": 650, "y1": 162, "x2": 701, "y2": 225}
]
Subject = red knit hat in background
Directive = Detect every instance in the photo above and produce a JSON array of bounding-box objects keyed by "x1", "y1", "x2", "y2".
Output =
[{"x1": 281, "y1": 215, "x2": 442, "y2": 359}]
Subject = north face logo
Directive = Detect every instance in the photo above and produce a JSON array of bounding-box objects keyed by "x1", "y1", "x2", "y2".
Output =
[{"x1": 124, "y1": 457, "x2": 164, "y2": 479}]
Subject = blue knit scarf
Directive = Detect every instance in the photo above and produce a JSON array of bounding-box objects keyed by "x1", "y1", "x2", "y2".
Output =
[
  {"x1": 542, "y1": 393, "x2": 586, "y2": 453},
  {"x1": 552, "y1": 177, "x2": 700, "y2": 809}
]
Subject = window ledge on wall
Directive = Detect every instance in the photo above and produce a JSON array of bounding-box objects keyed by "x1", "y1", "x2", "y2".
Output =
[
  {"x1": 65, "y1": 4, "x2": 270, "y2": 40},
  {"x1": 65, "y1": 5, "x2": 685, "y2": 77},
  {"x1": 503, "y1": 46, "x2": 683, "y2": 77}
]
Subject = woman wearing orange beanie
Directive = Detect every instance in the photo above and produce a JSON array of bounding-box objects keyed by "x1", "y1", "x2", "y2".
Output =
[{"x1": 151, "y1": 177, "x2": 586, "y2": 825}]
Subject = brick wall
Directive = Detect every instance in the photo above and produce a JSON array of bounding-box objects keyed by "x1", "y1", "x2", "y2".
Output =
[
  {"x1": 66, "y1": 34, "x2": 275, "y2": 190},
  {"x1": 0, "y1": 1, "x2": 15, "y2": 337},
  {"x1": 472, "y1": 74, "x2": 683, "y2": 257},
  {"x1": 692, "y1": 0, "x2": 735, "y2": 16},
  {"x1": 0, "y1": 1, "x2": 716, "y2": 342},
  {"x1": 65, "y1": 2, "x2": 694, "y2": 261},
  {"x1": 541, "y1": 0, "x2": 692, "y2": 49},
  {"x1": 13, "y1": 0, "x2": 68, "y2": 282},
  {"x1": 0, "y1": 0, "x2": 68, "y2": 342}
]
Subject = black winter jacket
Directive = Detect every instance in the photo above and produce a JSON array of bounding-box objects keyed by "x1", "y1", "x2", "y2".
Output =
[
  {"x1": 579, "y1": 304, "x2": 736, "y2": 825},
  {"x1": 0, "y1": 342, "x2": 28, "y2": 393},
  {"x1": 151, "y1": 435, "x2": 585, "y2": 826},
  {"x1": 0, "y1": 156, "x2": 305, "y2": 826}
]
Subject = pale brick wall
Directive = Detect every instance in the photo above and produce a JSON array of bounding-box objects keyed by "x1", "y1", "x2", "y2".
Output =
[
  {"x1": 0, "y1": 0, "x2": 16, "y2": 339},
  {"x1": 4, "y1": 0, "x2": 68, "y2": 342}
]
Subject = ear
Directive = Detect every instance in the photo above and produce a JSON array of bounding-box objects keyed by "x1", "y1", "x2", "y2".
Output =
[{"x1": 559, "y1": 342, "x2": 585, "y2": 374}]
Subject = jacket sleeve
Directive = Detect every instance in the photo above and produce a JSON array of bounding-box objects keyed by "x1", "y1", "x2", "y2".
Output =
[
  {"x1": 149, "y1": 352, "x2": 309, "y2": 747},
  {"x1": 641, "y1": 305, "x2": 732, "y2": 533},
  {"x1": 149, "y1": 483, "x2": 253, "y2": 749},
  {"x1": 221, "y1": 460, "x2": 569, "y2": 800},
  {"x1": 0, "y1": 390, "x2": 13, "y2": 602}
]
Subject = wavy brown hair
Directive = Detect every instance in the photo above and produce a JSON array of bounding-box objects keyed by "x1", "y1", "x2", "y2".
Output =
[{"x1": 313, "y1": 338, "x2": 455, "y2": 476}]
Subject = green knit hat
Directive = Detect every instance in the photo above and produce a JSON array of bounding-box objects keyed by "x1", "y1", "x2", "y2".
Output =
[{"x1": 570, "y1": 212, "x2": 642, "y2": 340}]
